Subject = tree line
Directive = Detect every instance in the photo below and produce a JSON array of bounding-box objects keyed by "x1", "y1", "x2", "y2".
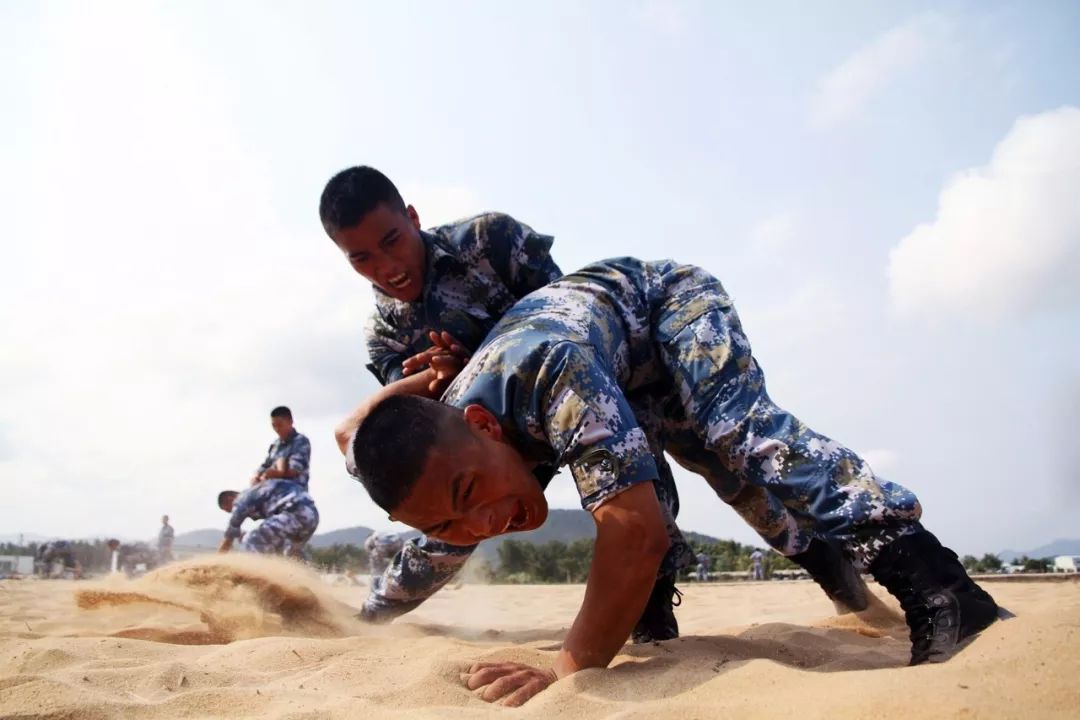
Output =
[
  {"x1": 3, "y1": 540, "x2": 1056, "y2": 580},
  {"x1": 1, "y1": 540, "x2": 116, "y2": 571}
]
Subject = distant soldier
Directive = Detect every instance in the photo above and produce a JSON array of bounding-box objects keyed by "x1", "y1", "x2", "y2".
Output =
[
  {"x1": 35, "y1": 540, "x2": 82, "y2": 579},
  {"x1": 695, "y1": 552, "x2": 710, "y2": 582},
  {"x1": 364, "y1": 531, "x2": 404, "y2": 586},
  {"x1": 158, "y1": 515, "x2": 175, "y2": 563},
  {"x1": 217, "y1": 478, "x2": 319, "y2": 558},
  {"x1": 750, "y1": 549, "x2": 765, "y2": 581},
  {"x1": 106, "y1": 539, "x2": 159, "y2": 577},
  {"x1": 251, "y1": 406, "x2": 312, "y2": 489}
]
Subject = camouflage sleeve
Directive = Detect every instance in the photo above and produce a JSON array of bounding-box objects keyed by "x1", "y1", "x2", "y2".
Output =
[
  {"x1": 255, "y1": 443, "x2": 274, "y2": 475},
  {"x1": 364, "y1": 310, "x2": 408, "y2": 385},
  {"x1": 359, "y1": 536, "x2": 477, "y2": 623},
  {"x1": 288, "y1": 435, "x2": 311, "y2": 475},
  {"x1": 225, "y1": 487, "x2": 260, "y2": 539},
  {"x1": 476, "y1": 214, "x2": 561, "y2": 297},
  {"x1": 539, "y1": 342, "x2": 659, "y2": 511}
]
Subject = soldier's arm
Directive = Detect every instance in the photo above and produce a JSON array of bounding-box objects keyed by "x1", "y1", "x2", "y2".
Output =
[
  {"x1": 359, "y1": 536, "x2": 477, "y2": 623},
  {"x1": 467, "y1": 342, "x2": 665, "y2": 705},
  {"x1": 253, "y1": 444, "x2": 275, "y2": 481},
  {"x1": 335, "y1": 370, "x2": 445, "y2": 455},
  {"x1": 475, "y1": 213, "x2": 562, "y2": 296},
  {"x1": 222, "y1": 489, "x2": 256, "y2": 549},
  {"x1": 264, "y1": 436, "x2": 311, "y2": 479},
  {"x1": 467, "y1": 484, "x2": 668, "y2": 705}
]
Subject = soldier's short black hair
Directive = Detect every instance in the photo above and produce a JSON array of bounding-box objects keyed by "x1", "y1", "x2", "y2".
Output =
[
  {"x1": 350, "y1": 395, "x2": 465, "y2": 512},
  {"x1": 319, "y1": 165, "x2": 407, "y2": 236},
  {"x1": 218, "y1": 491, "x2": 239, "y2": 510},
  {"x1": 270, "y1": 406, "x2": 292, "y2": 421}
]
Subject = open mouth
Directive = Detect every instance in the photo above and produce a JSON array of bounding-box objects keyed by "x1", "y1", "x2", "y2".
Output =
[
  {"x1": 507, "y1": 501, "x2": 530, "y2": 532},
  {"x1": 386, "y1": 272, "x2": 411, "y2": 291}
]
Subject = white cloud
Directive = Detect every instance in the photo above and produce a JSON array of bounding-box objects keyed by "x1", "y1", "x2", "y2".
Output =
[
  {"x1": 888, "y1": 106, "x2": 1080, "y2": 319},
  {"x1": 809, "y1": 13, "x2": 949, "y2": 129}
]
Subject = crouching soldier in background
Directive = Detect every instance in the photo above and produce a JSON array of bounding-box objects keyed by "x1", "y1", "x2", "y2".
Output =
[
  {"x1": 106, "y1": 539, "x2": 159, "y2": 577},
  {"x1": 217, "y1": 478, "x2": 319, "y2": 559},
  {"x1": 35, "y1": 540, "x2": 83, "y2": 579}
]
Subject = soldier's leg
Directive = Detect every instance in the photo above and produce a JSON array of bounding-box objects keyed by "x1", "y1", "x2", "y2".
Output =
[
  {"x1": 283, "y1": 504, "x2": 320, "y2": 559},
  {"x1": 661, "y1": 425, "x2": 870, "y2": 612},
  {"x1": 242, "y1": 515, "x2": 291, "y2": 554},
  {"x1": 658, "y1": 304, "x2": 923, "y2": 569},
  {"x1": 361, "y1": 537, "x2": 477, "y2": 623}
]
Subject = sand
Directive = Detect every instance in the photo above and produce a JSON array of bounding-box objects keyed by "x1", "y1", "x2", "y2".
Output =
[{"x1": 1, "y1": 555, "x2": 1077, "y2": 719}]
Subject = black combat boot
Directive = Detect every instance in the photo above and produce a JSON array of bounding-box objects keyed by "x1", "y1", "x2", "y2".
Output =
[
  {"x1": 870, "y1": 530, "x2": 1002, "y2": 665},
  {"x1": 632, "y1": 572, "x2": 683, "y2": 644},
  {"x1": 790, "y1": 538, "x2": 870, "y2": 613}
]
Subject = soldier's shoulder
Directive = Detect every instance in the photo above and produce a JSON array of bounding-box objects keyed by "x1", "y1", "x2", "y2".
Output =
[{"x1": 429, "y1": 212, "x2": 523, "y2": 248}]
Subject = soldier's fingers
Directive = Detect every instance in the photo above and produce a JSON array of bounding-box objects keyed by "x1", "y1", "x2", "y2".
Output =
[
  {"x1": 440, "y1": 332, "x2": 470, "y2": 357},
  {"x1": 466, "y1": 660, "x2": 504, "y2": 674},
  {"x1": 479, "y1": 670, "x2": 533, "y2": 703},
  {"x1": 465, "y1": 663, "x2": 516, "y2": 689},
  {"x1": 500, "y1": 678, "x2": 551, "y2": 707}
]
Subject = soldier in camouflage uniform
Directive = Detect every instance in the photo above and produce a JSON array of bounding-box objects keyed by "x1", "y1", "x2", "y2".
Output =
[
  {"x1": 321, "y1": 165, "x2": 702, "y2": 641},
  {"x1": 346, "y1": 257, "x2": 1003, "y2": 705},
  {"x1": 35, "y1": 540, "x2": 82, "y2": 578},
  {"x1": 252, "y1": 406, "x2": 312, "y2": 489},
  {"x1": 106, "y1": 539, "x2": 159, "y2": 577},
  {"x1": 217, "y1": 479, "x2": 319, "y2": 558}
]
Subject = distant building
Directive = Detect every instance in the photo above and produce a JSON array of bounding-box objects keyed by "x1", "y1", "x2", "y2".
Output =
[
  {"x1": 0, "y1": 555, "x2": 34, "y2": 576},
  {"x1": 1053, "y1": 555, "x2": 1079, "y2": 573}
]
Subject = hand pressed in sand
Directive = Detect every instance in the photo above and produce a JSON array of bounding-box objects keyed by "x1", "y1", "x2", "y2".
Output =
[{"x1": 461, "y1": 482, "x2": 670, "y2": 706}]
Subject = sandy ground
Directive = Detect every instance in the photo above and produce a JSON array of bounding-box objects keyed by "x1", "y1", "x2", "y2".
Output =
[{"x1": 1, "y1": 555, "x2": 1077, "y2": 719}]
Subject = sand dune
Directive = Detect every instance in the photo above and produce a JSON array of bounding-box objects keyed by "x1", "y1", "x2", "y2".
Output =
[{"x1": 1, "y1": 555, "x2": 1077, "y2": 719}]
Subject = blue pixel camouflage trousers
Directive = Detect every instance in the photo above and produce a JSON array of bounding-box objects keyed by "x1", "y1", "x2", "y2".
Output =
[
  {"x1": 655, "y1": 302, "x2": 922, "y2": 566},
  {"x1": 242, "y1": 502, "x2": 320, "y2": 557}
]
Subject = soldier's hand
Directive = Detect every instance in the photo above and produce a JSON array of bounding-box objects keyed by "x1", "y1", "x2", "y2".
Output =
[
  {"x1": 426, "y1": 353, "x2": 466, "y2": 395},
  {"x1": 465, "y1": 661, "x2": 557, "y2": 706},
  {"x1": 402, "y1": 331, "x2": 470, "y2": 376}
]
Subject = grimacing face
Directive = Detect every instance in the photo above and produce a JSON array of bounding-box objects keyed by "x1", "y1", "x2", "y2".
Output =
[
  {"x1": 331, "y1": 203, "x2": 426, "y2": 303},
  {"x1": 388, "y1": 405, "x2": 549, "y2": 546},
  {"x1": 270, "y1": 415, "x2": 293, "y2": 439},
  {"x1": 220, "y1": 493, "x2": 237, "y2": 513}
]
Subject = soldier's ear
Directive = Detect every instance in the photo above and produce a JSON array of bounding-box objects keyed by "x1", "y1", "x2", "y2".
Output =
[
  {"x1": 461, "y1": 404, "x2": 503, "y2": 442},
  {"x1": 406, "y1": 204, "x2": 421, "y2": 231}
]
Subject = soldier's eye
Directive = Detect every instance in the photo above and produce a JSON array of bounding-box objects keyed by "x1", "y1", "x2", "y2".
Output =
[
  {"x1": 380, "y1": 233, "x2": 398, "y2": 248},
  {"x1": 462, "y1": 480, "x2": 474, "y2": 502}
]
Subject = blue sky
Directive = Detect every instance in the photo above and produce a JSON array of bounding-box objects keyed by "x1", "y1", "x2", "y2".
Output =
[{"x1": 1, "y1": 1, "x2": 1077, "y2": 554}]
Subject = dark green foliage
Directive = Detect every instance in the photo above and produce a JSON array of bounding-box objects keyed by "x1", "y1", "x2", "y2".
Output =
[{"x1": 309, "y1": 544, "x2": 370, "y2": 573}]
